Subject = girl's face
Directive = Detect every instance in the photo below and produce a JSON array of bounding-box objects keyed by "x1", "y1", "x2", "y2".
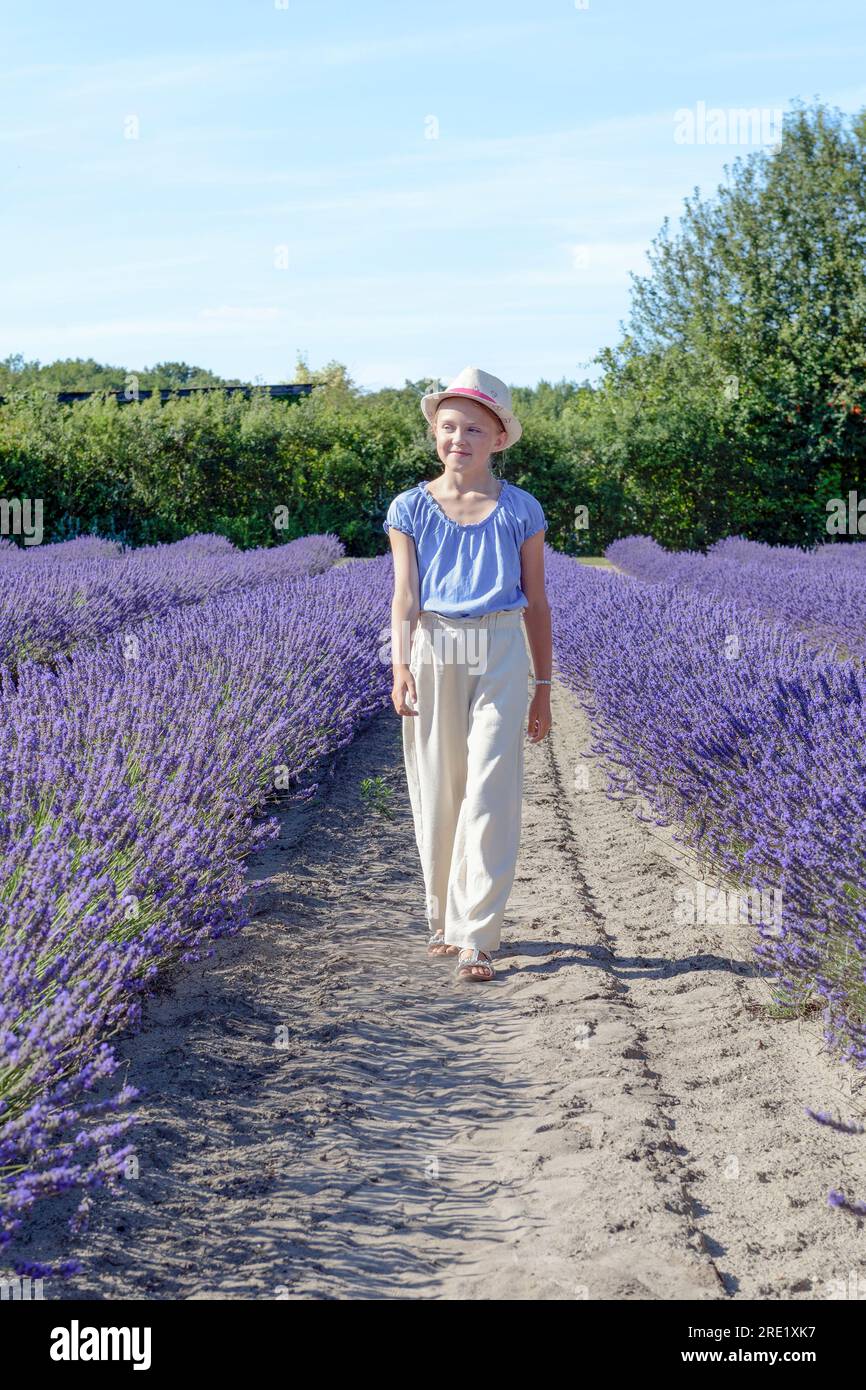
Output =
[{"x1": 434, "y1": 401, "x2": 507, "y2": 469}]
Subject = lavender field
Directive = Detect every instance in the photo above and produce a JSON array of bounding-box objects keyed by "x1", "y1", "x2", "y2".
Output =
[
  {"x1": 0, "y1": 531, "x2": 344, "y2": 669},
  {"x1": 549, "y1": 548, "x2": 866, "y2": 1084},
  {"x1": 2, "y1": 528, "x2": 866, "y2": 1287},
  {"x1": 0, "y1": 533, "x2": 395, "y2": 1268},
  {"x1": 606, "y1": 534, "x2": 866, "y2": 662}
]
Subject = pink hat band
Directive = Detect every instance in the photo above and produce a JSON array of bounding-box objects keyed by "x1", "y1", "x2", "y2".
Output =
[{"x1": 444, "y1": 386, "x2": 501, "y2": 408}]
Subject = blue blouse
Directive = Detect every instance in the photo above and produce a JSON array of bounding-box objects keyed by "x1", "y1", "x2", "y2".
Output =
[{"x1": 383, "y1": 478, "x2": 548, "y2": 618}]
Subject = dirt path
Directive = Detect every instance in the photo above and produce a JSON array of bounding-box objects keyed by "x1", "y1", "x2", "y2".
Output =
[{"x1": 17, "y1": 672, "x2": 866, "y2": 1300}]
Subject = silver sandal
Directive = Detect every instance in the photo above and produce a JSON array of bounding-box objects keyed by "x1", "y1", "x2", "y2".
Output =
[
  {"x1": 455, "y1": 947, "x2": 495, "y2": 982},
  {"x1": 427, "y1": 930, "x2": 460, "y2": 958}
]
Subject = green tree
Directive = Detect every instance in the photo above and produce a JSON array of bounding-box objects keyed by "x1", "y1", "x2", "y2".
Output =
[
  {"x1": 593, "y1": 98, "x2": 866, "y2": 547},
  {"x1": 0, "y1": 354, "x2": 246, "y2": 395}
]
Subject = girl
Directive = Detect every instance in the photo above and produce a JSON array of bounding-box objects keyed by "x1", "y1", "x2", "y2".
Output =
[{"x1": 383, "y1": 366, "x2": 552, "y2": 984}]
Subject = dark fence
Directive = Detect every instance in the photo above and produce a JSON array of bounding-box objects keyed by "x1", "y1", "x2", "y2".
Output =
[{"x1": 0, "y1": 384, "x2": 315, "y2": 406}]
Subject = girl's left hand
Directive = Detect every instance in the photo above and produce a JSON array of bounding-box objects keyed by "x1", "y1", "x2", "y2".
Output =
[{"x1": 526, "y1": 688, "x2": 552, "y2": 743}]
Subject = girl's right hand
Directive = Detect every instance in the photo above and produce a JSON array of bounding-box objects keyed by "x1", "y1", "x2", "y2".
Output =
[{"x1": 392, "y1": 665, "x2": 418, "y2": 716}]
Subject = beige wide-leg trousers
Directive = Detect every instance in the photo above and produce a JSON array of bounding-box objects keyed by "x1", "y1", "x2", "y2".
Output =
[{"x1": 402, "y1": 607, "x2": 531, "y2": 955}]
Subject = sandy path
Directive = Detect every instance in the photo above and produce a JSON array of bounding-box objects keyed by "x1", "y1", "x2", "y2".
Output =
[{"x1": 16, "y1": 668, "x2": 866, "y2": 1300}]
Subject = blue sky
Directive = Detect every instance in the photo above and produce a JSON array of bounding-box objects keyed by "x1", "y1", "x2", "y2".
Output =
[{"x1": 2, "y1": 0, "x2": 864, "y2": 393}]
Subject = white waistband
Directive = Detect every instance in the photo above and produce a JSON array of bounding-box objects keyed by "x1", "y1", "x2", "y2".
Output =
[{"x1": 420, "y1": 607, "x2": 523, "y2": 626}]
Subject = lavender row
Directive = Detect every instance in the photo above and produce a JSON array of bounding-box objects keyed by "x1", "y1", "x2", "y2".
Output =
[
  {"x1": 0, "y1": 557, "x2": 394, "y2": 1263},
  {"x1": 0, "y1": 531, "x2": 345, "y2": 669},
  {"x1": 547, "y1": 551, "x2": 866, "y2": 1069},
  {"x1": 605, "y1": 534, "x2": 866, "y2": 660}
]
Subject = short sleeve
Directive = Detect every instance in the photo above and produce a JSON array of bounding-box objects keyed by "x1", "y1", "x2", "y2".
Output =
[
  {"x1": 383, "y1": 494, "x2": 413, "y2": 536},
  {"x1": 521, "y1": 493, "x2": 547, "y2": 542}
]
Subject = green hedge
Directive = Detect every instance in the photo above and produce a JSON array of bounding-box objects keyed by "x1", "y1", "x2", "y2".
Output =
[
  {"x1": 0, "y1": 381, "x2": 606, "y2": 555},
  {"x1": 0, "y1": 369, "x2": 860, "y2": 556}
]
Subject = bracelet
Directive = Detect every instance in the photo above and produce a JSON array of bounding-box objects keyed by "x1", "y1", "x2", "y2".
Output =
[{"x1": 534, "y1": 679, "x2": 552, "y2": 685}]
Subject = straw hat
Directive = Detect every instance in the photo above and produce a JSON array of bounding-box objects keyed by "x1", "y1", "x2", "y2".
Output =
[{"x1": 420, "y1": 365, "x2": 522, "y2": 447}]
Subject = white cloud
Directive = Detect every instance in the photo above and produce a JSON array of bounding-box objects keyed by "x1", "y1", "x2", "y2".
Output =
[{"x1": 32, "y1": 21, "x2": 563, "y2": 100}]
